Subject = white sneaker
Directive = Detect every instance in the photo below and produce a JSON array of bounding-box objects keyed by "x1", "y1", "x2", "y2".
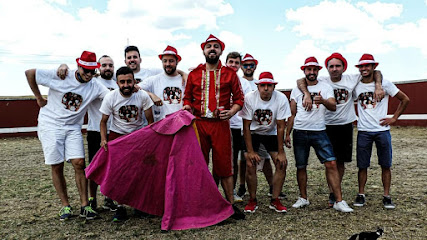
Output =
[
  {"x1": 292, "y1": 197, "x2": 310, "y2": 208},
  {"x1": 234, "y1": 193, "x2": 243, "y2": 203},
  {"x1": 333, "y1": 200, "x2": 354, "y2": 213}
]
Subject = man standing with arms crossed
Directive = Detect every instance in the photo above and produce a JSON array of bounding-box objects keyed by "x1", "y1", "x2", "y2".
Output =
[
  {"x1": 297, "y1": 52, "x2": 384, "y2": 206},
  {"x1": 25, "y1": 51, "x2": 109, "y2": 220},
  {"x1": 286, "y1": 57, "x2": 353, "y2": 213},
  {"x1": 352, "y1": 54, "x2": 409, "y2": 209},
  {"x1": 183, "y1": 34, "x2": 245, "y2": 220}
]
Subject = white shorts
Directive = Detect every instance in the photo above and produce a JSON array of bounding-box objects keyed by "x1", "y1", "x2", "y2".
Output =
[{"x1": 38, "y1": 125, "x2": 85, "y2": 165}]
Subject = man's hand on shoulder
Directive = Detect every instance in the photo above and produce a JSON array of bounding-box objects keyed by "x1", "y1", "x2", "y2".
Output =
[{"x1": 57, "y1": 64, "x2": 69, "y2": 80}]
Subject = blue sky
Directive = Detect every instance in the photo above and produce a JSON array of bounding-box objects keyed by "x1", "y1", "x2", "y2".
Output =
[{"x1": 0, "y1": 0, "x2": 426, "y2": 96}]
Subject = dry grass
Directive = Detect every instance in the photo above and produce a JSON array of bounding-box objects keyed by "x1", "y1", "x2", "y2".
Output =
[{"x1": 0, "y1": 126, "x2": 426, "y2": 239}]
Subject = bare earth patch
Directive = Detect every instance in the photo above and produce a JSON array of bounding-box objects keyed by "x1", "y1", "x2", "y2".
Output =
[{"x1": 0, "y1": 126, "x2": 426, "y2": 239}]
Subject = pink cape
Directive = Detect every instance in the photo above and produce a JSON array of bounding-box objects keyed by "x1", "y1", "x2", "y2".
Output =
[{"x1": 86, "y1": 110, "x2": 233, "y2": 230}]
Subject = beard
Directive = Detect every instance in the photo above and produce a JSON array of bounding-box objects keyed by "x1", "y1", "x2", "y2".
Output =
[
  {"x1": 164, "y1": 65, "x2": 177, "y2": 75},
  {"x1": 305, "y1": 74, "x2": 317, "y2": 82},
  {"x1": 120, "y1": 86, "x2": 134, "y2": 96},
  {"x1": 100, "y1": 70, "x2": 113, "y2": 80},
  {"x1": 244, "y1": 71, "x2": 254, "y2": 77},
  {"x1": 204, "y1": 50, "x2": 220, "y2": 64}
]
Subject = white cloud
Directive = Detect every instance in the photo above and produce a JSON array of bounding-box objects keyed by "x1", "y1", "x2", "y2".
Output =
[
  {"x1": 46, "y1": 0, "x2": 68, "y2": 5},
  {"x1": 0, "y1": 0, "x2": 235, "y2": 96},
  {"x1": 285, "y1": 0, "x2": 426, "y2": 56},
  {"x1": 275, "y1": 24, "x2": 285, "y2": 32},
  {"x1": 275, "y1": 40, "x2": 330, "y2": 89},
  {"x1": 356, "y1": 1, "x2": 402, "y2": 22}
]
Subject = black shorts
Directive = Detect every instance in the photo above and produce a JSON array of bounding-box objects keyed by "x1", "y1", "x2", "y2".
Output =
[
  {"x1": 243, "y1": 134, "x2": 278, "y2": 152},
  {"x1": 87, "y1": 131, "x2": 103, "y2": 163},
  {"x1": 326, "y1": 123, "x2": 353, "y2": 163},
  {"x1": 231, "y1": 128, "x2": 243, "y2": 151}
]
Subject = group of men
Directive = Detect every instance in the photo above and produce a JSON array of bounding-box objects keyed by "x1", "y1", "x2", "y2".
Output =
[{"x1": 26, "y1": 34, "x2": 409, "y2": 223}]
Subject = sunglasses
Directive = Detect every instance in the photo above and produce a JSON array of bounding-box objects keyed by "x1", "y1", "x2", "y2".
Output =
[
  {"x1": 81, "y1": 67, "x2": 96, "y2": 75},
  {"x1": 243, "y1": 64, "x2": 255, "y2": 69}
]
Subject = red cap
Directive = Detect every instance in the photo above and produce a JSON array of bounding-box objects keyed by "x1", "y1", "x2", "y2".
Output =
[
  {"x1": 356, "y1": 53, "x2": 379, "y2": 67},
  {"x1": 201, "y1": 34, "x2": 225, "y2": 51},
  {"x1": 76, "y1": 51, "x2": 100, "y2": 70},
  {"x1": 158, "y1": 45, "x2": 182, "y2": 62},
  {"x1": 242, "y1": 53, "x2": 258, "y2": 65},
  {"x1": 256, "y1": 72, "x2": 278, "y2": 85},
  {"x1": 325, "y1": 52, "x2": 347, "y2": 72},
  {"x1": 301, "y1": 56, "x2": 322, "y2": 70}
]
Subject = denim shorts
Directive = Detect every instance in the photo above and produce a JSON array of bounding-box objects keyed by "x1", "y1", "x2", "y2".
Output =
[
  {"x1": 326, "y1": 123, "x2": 353, "y2": 163},
  {"x1": 293, "y1": 129, "x2": 336, "y2": 169},
  {"x1": 356, "y1": 130, "x2": 392, "y2": 168}
]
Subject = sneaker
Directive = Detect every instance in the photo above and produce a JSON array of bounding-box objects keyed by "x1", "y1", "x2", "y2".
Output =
[
  {"x1": 267, "y1": 186, "x2": 287, "y2": 200},
  {"x1": 237, "y1": 185, "x2": 246, "y2": 198},
  {"x1": 269, "y1": 198, "x2": 287, "y2": 213},
  {"x1": 112, "y1": 206, "x2": 128, "y2": 222},
  {"x1": 292, "y1": 197, "x2": 310, "y2": 208},
  {"x1": 353, "y1": 194, "x2": 366, "y2": 207},
  {"x1": 244, "y1": 198, "x2": 258, "y2": 213},
  {"x1": 231, "y1": 204, "x2": 245, "y2": 220},
  {"x1": 328, "y1": 193, "x2": 336, "y2": 208},
  {"x1": 59, "y1": 205, "x2": 73, "y2": 221},
  {"x1": 234, "y1": 192, "x2": 243, "y2": 203},
  {"x1": 133, "y1": 209, "x2": 154, "y2": 218},
  {"x1": 383, "y1": 196, "x2": 395, "y2": 209},
  {"x1": 333, "y1": 200, "x2": 354, "y2": 213},
  {"x1": 80, "y1": 205, "x2": 98, "y2": 220},
  {"x1": 88, "y1": 197, "x2": 97, "y2": 210},
  {"x1": 103, "y1": 197, "x2": 118, "y2": 212}
]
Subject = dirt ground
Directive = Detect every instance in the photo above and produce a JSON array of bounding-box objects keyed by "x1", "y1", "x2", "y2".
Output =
[{"x1": 0, "y1": 126, "x2": 426, "y2": 239}]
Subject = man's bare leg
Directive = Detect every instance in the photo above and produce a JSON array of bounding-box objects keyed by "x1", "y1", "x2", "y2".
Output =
[
  {"x1": 70, "y1": 158, "x2": 88, "y2": 206},
  {"x1": 51, "y1": 162, "x2": 70, "y2": 206}
]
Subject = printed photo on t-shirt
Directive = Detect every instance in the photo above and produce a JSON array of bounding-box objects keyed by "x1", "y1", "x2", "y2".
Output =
[
  {"x1": 254, "y1": 109, "x2": 273, "y2": 125},
  {"x1": 118, "y1": 105, "x2": 139, "y2": 122},
  {"x1": 302, "y1": 92, "x2": 320, "y2": 109},
  {"x1": 62, "y1": 92, "x2": 83, "y2": 112},
  {"x1": 163, "y1": 87, "x2": 182, "y2": 104},
  {"x1": 334, "y1": 88, "x2": 349, "y2": 104},
  {"x1": 358, "y1": 92, "x2": 376, "y2": 109}
]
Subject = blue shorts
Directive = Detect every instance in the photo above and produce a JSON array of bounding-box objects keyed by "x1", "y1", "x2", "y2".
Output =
[
  {"x1": 356, "y1": 130, "x2": 392, "y2": 168},
  {"x1": 293, "y1": 130, "x2": 336, "y2": 169}
]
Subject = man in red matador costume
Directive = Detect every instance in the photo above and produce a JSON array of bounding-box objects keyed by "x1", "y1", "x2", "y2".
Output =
[{"x1": 183, "y1": 34, "x2": 245, "y2": 220}]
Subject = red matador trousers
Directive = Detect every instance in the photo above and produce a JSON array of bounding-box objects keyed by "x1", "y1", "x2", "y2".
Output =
[{"x1": 195, "y1": 118, "x2": 233, "y2": 177}]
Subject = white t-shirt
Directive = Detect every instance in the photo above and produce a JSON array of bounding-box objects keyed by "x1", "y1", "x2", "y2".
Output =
[
  {"x1": 239, "y1": 90, "x2": 291, "y2": 135},
  {"x1": 134, "y1": 68, "x2": 163, "y2": 84},
  {"x1": 134, "y1": 68, "x2": 163, "y2": 126},
  {"x1": 87, "y1": 76, "x2": 118, "y2": 131},
  {"x1": 36, "y1": 69, "x2": 109, "y2": 130},
  {"x1": 353, "y1": 79, "x2": 399, "y2": 132},
  {"x1": 318, "y1": 74, "x2": 360, "y2": 125},
  {"x1": 230, "y1": 76, "x2": 253, "y2": 129},
  {"x1": 99, "y1": 89, "x2": 154, "y2": 135},
  {"x1": 290, "y1": 81, "x2": 334, "y2": 131},
  {"x1": 246, "y1": 78, "x2": 257, "y2": 91},
  {"x1": 139, "y1": 73, "x2": 184, "y2": 122}
]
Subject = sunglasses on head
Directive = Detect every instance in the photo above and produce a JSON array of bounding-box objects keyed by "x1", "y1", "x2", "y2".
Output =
[
  {"x1": 81, "y1": 67, "x2": 96, "y2": 75},
  {"x1": 243, "y1": 63, "x2": 255, "y2": 69}
]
